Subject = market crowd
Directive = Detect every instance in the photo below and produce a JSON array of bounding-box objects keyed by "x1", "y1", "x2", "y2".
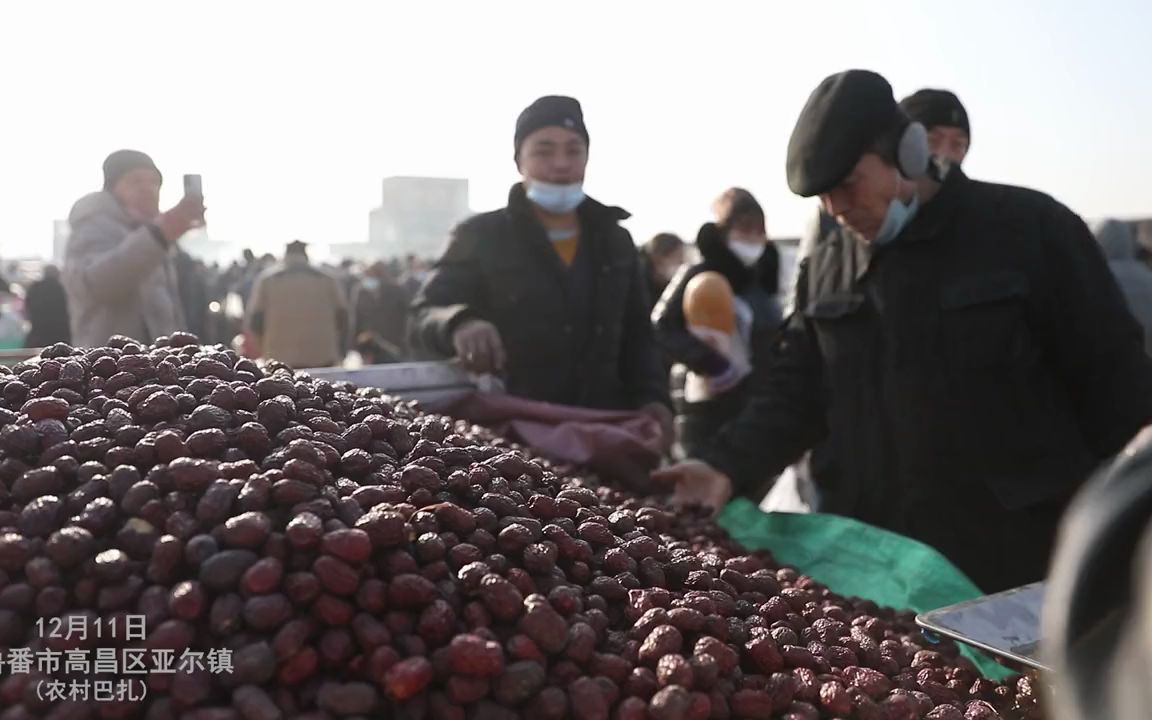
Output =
[
  {"x1": 0, "y1": 235, "x2": 435, "y2": 367},
  {"x1": 7, "y1": 70, "x2": 1152, "y2": 604}
]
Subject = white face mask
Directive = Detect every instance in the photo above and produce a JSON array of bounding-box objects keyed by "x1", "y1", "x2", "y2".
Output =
[
  {"x1": 727, "y1": 237, "x2": 766, "y2": 267},
  {"x1": 525, "y1": 179, "x2": 585, "y2": 214},
  {"x1": 873, "y1": 195, "x2": 919, "y2": 246},
  {"x1": 869, "y1": 170, "x2": 920, "y2": 245}
]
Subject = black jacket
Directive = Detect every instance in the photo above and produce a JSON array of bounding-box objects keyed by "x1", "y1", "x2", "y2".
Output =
[
  {"x1": 23, "y1": 276, "x2": 70, "y2": 348},
  {"x1": 699, "y1": 168, "x2": 1152, "y2": 591},
  {"x1": 653, "y1": 222, "x2": 783, "y2": 378},
  {"x1": 412, "y1": 184, "x2": 670, "y2": 412}
]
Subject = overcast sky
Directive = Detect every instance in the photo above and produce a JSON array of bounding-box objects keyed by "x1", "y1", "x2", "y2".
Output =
[{"x1": 2, "y1": 0, "x2": 1150, "y2": 261}]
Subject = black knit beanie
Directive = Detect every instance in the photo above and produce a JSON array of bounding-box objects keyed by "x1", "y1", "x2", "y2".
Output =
[
  {"x1": 899, "y1": 89, "x2": 970, "y2": 139},
  {"x1": 514, "y1": 96, "x2": 589, "y2": 163},
  {"x1": 102, "y1": 149, "x2": 162, "y2": 191}
]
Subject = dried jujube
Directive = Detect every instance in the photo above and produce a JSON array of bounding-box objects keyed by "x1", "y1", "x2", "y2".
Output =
[{"x1": 0, "y1": 335, "x2": 1028, "y2": 719}]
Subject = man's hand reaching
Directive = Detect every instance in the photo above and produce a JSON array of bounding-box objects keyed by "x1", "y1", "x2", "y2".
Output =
[
  {"x1": 652, "y1": 459, "x2": 733, "y2": 513},
  {"x1": 452, "y1": 319, "x2": 505, "y2": 374}
]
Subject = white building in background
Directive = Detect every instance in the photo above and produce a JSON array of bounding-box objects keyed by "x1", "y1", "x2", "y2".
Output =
[{"x1": 331, "y1": 177, "x2": 472, "y2": 263}]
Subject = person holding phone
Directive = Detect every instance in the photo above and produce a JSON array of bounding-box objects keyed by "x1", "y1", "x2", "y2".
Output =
[{"x1": 63, "y1": 150, "x2": 205, "y2": 347}]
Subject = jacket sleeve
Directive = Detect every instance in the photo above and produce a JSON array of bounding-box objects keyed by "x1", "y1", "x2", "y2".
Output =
[
  {"x1": 620, "y1": 253, "x2": 673, "y2": 410},
  {"x1": 697, "y1": 257, "x2": 828, "y2": 495},
  {"x1": 785, "y1": 210, "x2": 825, "y2": 316},
  {"x1": 410, "y1": 222, "x2": 487, "y2": 358},
  {"x1": 63, "y1": 216, "x2": 169, "y2": 306},
  {"x1": 1041, "y1": 203, "x2": 1152, "y2": 457},
  {"x1": 651, "y1": 266, "x2": 733, "y2": 376}
]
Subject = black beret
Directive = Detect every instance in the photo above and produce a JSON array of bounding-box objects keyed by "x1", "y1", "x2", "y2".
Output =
[
  {"x1": 514, "y1": 95, "x2": 589, "y2": 161},
  {"x1": 900, "y1": 88, "x2": 970, "y2": 138},
  {"x1": 102, "y1": 149, "x2": 161, "y2": 191},
  {"x1": 786, "y1": 70, "x2": 904, "y2": 198}
]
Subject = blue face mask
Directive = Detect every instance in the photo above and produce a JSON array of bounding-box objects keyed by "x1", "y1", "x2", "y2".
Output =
[
  {"x1": 873, "y1": 194, "x2": 919, "y2": 246},
  {"x1": 525, "y1": 180, "x2": 585, "y2": 214}
]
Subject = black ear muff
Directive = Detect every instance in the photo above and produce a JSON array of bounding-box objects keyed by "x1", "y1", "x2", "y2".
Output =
[{"x1": 896, "y1": 121, "x2": 930, "y2": 179}]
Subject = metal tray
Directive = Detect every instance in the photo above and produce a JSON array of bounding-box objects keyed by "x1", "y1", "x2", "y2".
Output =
[
  {"x1": 301, "y1": 362, "x2": 476, "y2": 405},
  {"x1": 916, "y1": 582, "x2": 1048, "y2": 671}
]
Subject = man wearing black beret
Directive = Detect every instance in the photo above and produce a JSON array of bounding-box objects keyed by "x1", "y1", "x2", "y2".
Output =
[
  {"x1": 657, "y1": 69, "x2": 1152, "y2": 592},
  {"x1": 900, "y1": 88, "x2": 971, "y2": 167},
  {"x1": 412, "y1": 96, "x2": 673, "y2": 445}
]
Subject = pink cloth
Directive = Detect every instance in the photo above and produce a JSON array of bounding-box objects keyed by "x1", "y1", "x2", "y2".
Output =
[{"x1": 425, "y1": 392, "x2": 663, "y2": 490}]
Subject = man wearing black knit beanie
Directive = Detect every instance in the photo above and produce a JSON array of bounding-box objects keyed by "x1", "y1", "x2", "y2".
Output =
[
  {"x1": 412, "y1": 95, "x2": 674, "y2": 451},
  {"x1": 900, "y1": 88, "x2": 971, "y2": 167}
]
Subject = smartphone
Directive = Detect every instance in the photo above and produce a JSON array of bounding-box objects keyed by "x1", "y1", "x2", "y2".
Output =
[
  {"x1": 183, "y1": 174, "x2": 203, "y2": 197},
  {"x1": 916, "y1": 582, "x2": 1047, "y2": 670}
]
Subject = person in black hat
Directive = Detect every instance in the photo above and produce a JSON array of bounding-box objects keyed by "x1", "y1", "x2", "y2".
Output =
[
  {"x1": 655, "y1": 69, "x2": 1152, "y2": 593},
  {"x1": 900, "y1": 88, "x2": 971, "y2": 167},
  {"x1": 783, "y1": 86, "x2": 974, "y2": 512},
  {"x1": 62, "y1": 149, "x2": 205, "y2": 348},
  {"x1": 412, "y1": 95, "x2": 674, "y2": 448}
]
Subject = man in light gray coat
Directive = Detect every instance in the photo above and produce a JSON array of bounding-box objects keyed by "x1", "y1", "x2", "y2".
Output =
[
  {"x1": 63, "y1": 150, "x2": 204, "y2": 348},
  {"x1": 1094, "y1": 219, "x2": 1152, "y2": 356}
]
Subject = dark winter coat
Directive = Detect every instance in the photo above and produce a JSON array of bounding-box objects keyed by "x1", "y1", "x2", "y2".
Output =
[
  {"x1": 23, "y1": 275, "x2": 70, "y2": 348},
  {"x1": 698, "y1": 168, "x2": 1152, "y2": 592},
  {"x1": 412, "y1": 184, "x2": 670, "y2": 412}
]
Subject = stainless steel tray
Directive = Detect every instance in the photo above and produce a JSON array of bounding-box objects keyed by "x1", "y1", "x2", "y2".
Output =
[
  {"x1": 300, "y1": 361, "x2": 476, "y2": 405},
  {"x1": 916, "y1": 582, "x2": 1048, "y2": 671}
]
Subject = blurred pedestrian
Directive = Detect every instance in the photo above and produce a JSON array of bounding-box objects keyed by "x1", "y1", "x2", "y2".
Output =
[
  {"x1": 174, "y1": 250, "x2": 209, "y2": 340},
  {"x1": 0, "y1": 276, "x2": 26, "y2": 350},
  {"x1": 400, "y1": 256, "x2": 430, "y2": 302},
  {"x1": 654, "y1": 188, "x2": 783, "y2": 459},
  {"x1": 23, "y1": 265, "x2": 70, "y2": 348},
  {"x1": 1094, "y1": 219, "x2": 1152, "y2": 356},
  {"x1": 245, "y1": 240, "x2": 348, "y2": 368},
  {"x1": 353, "y1": 261, "x2": 410, "y2": 359},
  {"x1": 62, "y1": 149, "x2": 203, "y2": 347},
  {"x1": 900, "y1": 88, "x2": 971, "y2": 169},
  {"x1": 639, "y1": 232, "x2": 686, "y2": 312}
]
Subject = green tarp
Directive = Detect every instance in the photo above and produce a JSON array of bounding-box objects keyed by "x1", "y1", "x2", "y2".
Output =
[{"x1": 716, "y1": 498, "x2": 1013, "y2": 680}]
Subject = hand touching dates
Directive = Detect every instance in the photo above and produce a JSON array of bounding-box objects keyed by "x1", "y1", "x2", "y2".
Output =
[
  {"x1": 452, "y1": 318, "x2": 505, "y2": 374},
  {"x1": 652, "y1": 459, "x2": 734, "y2": 513}
]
